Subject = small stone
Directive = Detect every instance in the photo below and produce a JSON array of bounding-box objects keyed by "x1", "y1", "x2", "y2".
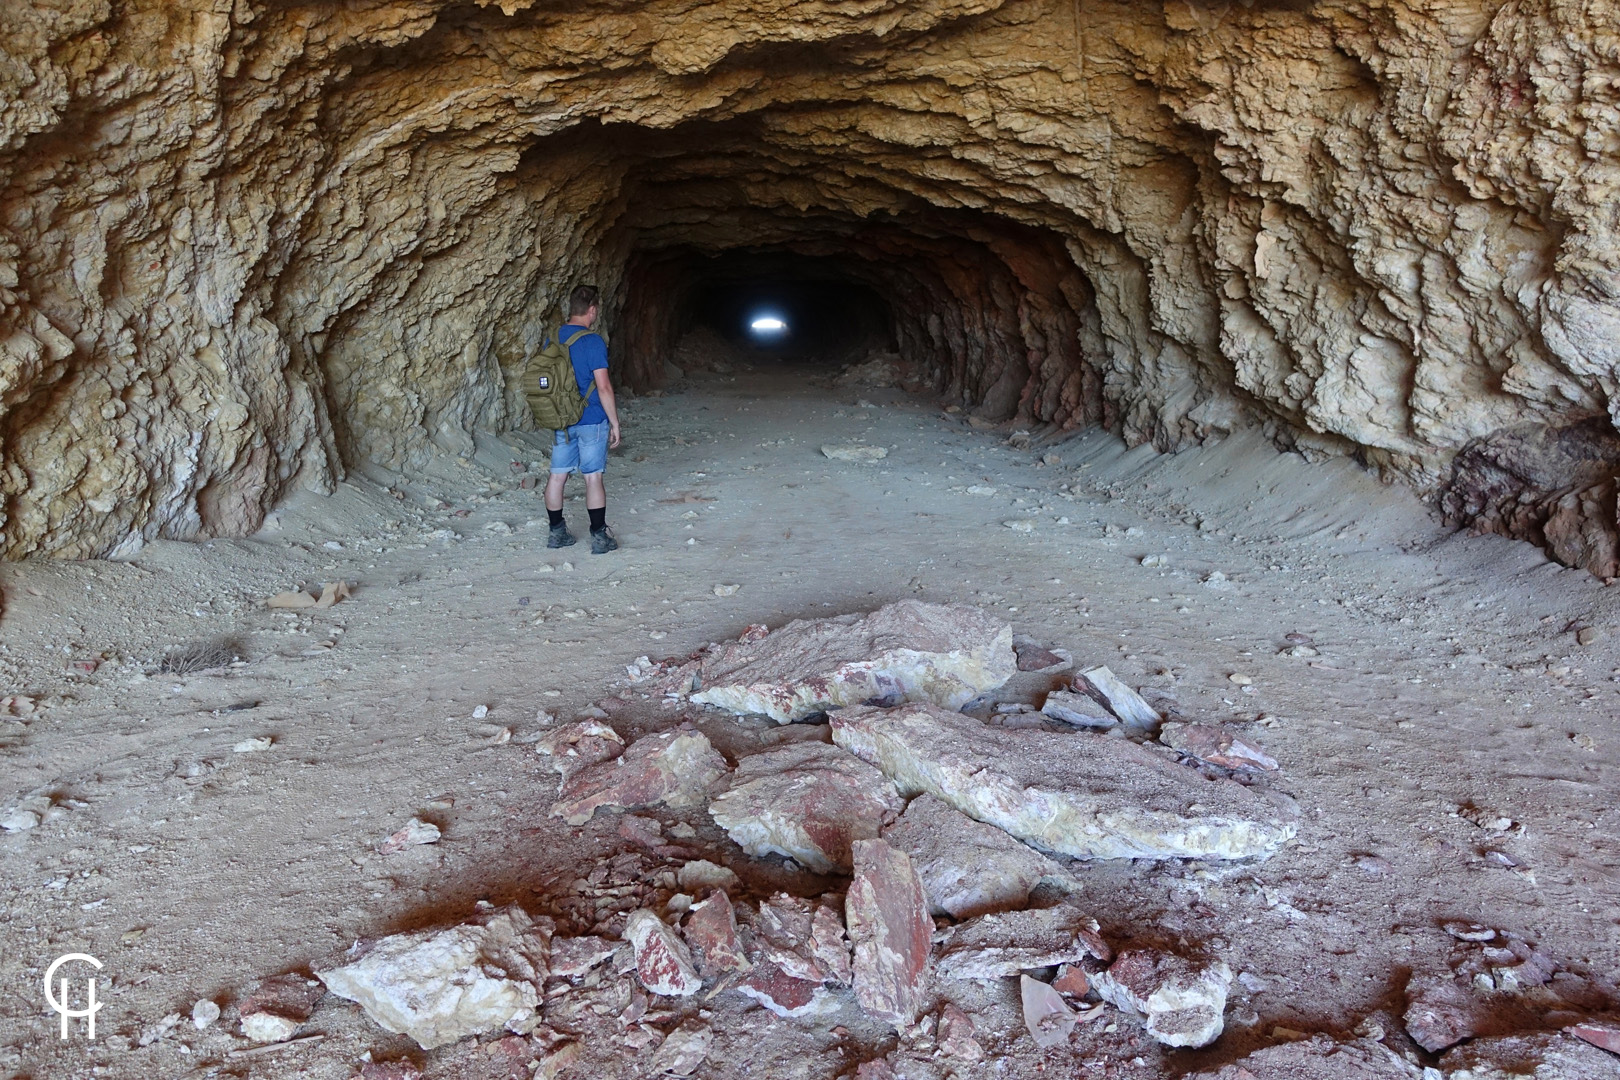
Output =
[
  {"x1": 689, "y1": 600, "x2": 1016, "y2": 722},
  {"x1": 822, "y1": 444, "x2": 888, "y2": 461},
  {"x1": 1442, "y1": 922, "x2": 1498, "y2": 942},
  {"x1": 472, "y1": 704, "x2": 489, "y2": 719},
  {"x1": 676, "y1": 859, "x2": 739, "y2": 894},
  {"x1": 1227, "y1": 673, "x2": 1253, "y2": 686},
  {"x1": 1004, "y1": 519, "x2": 1035, "y2": 532},
  {"x1": 1073, "y1": 666, "x2": 1162, "y2": 727},
  {"x1": 681, "y1": 890, "x2": 751, "y2": 977},
  {"x1": 191, "y1": 999, "x2": 221, "y2": 1029},
  {"x1": 649, "y1": 1019, "x2": 712, "y2": 1077},
  {"x1": 846, "y1": 839, "x2": 931, "y2": 1031},
  {"x1": 713, "y1": 584, "x2": 740, "y2": 596},
  {"x1": 1091, "y1": 950, "x2": 1232, "y2": 1048},
  {"x1": 1013, "y1": 640, "x2": 1067, "y2": 671},
  {"x1": 552, "y1": 726, "x2": 728, "y2": 825},
  {"x1": 1021, "y1": 974, "x2": 1078, "y2": 1049},
  {"x1": 882, "y1": 793, "x2": 1070, "y2": 919},
  {"x1": 231, "y1": 736, "x2": 273, "y2": 753},
  {"x1": 238, "y1": 973, "x2": 324, "y2": 1043},
  {"x1": 1053, "y1": 964, "x2": 1090, "y2": 997},
  {"x1": 1403, "y1": 973, "x2": 1482, "y2": 1052},
  {"x1": 937, "y1": 1003, "x2": 984, "y2": 1061},
  {"x1": 1577, "y1": 626, "x2": 1601, "y2": 646},
  {"x1": 0, "y1": 808, "x2": 41, "y2": 832},
  {"x1": 1352, "y1": 854, "x2": 1393, "y2": 876},
  {"x1": 934, "y1": 905, "x2": 1110, "y2": 979},
  {"x1": 625, "y1": 909, "x2": 702, "y2": 997},
  {"x1": 377, "y1": 817, "x2": 440, "y2": 854},
  {"x1": 1040, "y1": 690, "x2": 1119, "y2": 729},
  {"x1": 1281, "y1": 644, "x2": 1319, "y2": 657},
  {"x1": 240, "y1": 1012, "x2": 300, "y2": 1044},
  {"x1": 533, "y1": 720, "x2": 625, "y2": 779},
  {"x1": 1160, "y1": 723, "x2": 1279, "y2": 771},
  {"x1": 708, "y1": 742, "x2": 903, "y2": 873}
]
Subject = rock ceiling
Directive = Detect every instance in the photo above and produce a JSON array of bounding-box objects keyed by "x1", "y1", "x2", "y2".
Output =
[{"x1": 1, "y1": 0, "x2": 1616, "y2": 567}]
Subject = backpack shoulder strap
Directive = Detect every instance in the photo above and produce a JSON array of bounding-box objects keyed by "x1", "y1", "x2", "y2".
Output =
[{"x1": 555, "y1": 324, "x2": 599, "y2": 403}]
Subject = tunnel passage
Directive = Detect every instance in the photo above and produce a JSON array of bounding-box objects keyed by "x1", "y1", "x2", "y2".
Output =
[{"x1": 3, "y1": 0, "x2": 1618, "y2": 571}]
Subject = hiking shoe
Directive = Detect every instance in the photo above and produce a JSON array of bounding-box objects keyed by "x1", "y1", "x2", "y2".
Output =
[
  {"x1": 547, "y1": 522, "x2": 576, "y2": 549},
  {"x1": 590, "y1": 526, "x2": 619, "y2": 555}
]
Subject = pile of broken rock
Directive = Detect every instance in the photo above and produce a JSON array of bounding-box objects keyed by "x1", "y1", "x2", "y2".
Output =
[{"x1": 234, "y1": 602, "x2": 1614, "y2": 1078}]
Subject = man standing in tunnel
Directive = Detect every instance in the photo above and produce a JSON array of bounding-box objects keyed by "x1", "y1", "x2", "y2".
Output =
[{"x1": 545, "y1": 284, "x2": 621, "y2": 554}]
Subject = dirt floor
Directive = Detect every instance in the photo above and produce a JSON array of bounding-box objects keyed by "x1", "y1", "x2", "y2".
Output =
[{"x1": 1, "y1": 358, "x2": 1617, "y2": 1080}]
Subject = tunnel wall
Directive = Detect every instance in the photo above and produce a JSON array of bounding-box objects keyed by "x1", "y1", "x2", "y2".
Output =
[{"x1": 2, "y1": 0, "x2": 1617, "y2": 570}]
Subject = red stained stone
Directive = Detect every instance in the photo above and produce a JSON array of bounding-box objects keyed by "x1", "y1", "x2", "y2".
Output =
[
  {"x1": 682, "y1": 890, "x2": 751, "y2": 977},
  {"x1": 625, "y1": 909, "x2": 702, "y2": 997},
  {"x1": 735, "y1": 961, "x2": 836, "y2": 1019},
  {"x1": 551, "y1": 726, "x2": 727, "y2": 825},
  {"x1": 1567, "y1": 1019, "x2": 1620, "y2": 1054},
  {"x1": 846, "y1": 839, "x2": 930, "y2": 1031}
]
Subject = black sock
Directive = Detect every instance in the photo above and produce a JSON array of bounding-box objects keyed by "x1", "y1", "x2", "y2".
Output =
[
  {"x1": 548, "y1": 508, "x2": 564, "y2": 529},
  {"x1": 588, "y1": 506, "x2": 607, "y2": 532}
]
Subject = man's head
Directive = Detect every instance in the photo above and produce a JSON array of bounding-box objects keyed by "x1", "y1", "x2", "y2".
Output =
[{"x1": 567, "y1": 284, "x2": 600, "y2": 325}]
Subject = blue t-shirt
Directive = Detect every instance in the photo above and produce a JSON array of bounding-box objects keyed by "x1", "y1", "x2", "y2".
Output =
[{"x1": 559, "y1": 325, "x2": 608, "y2": 426}]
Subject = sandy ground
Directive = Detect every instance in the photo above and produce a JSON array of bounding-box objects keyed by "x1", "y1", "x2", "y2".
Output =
[{"x1": 1, "y1": 360, "x2": 1617, "y2": 1080}]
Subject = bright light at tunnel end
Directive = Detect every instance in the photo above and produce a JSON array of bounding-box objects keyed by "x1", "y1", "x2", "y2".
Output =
[{"x1": 749, "y1": 315, "x2": 788, "y2": 333}]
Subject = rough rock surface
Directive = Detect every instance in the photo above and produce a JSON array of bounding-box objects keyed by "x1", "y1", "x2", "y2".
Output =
[
  {"x1": 708, "y1": 741, "x2": 904, "y2": 873},
  {"x1": 3, "y1": 0, "x2": 1618, "y2": 575},
  {"x1": 753, "y1": 893, "x2": 852, "y2": 985},
  {"x1": 735, "y1": 961, "x2": 839, "y2": 1020},
  {"x1": 1091, "y1": 950, "x2": 1232, "y2": 1049},
  {"x1": 882, "y1": 793, "x2": 1070, "y2": 918},
  {"x1": 831, "y1": 703, "x2": 1298, "y2": 860},
  {"x1": 534, "y1": 721, "x2": 626, "y2": 779},
  {"x1": 846, "y1": 839, "x2": 931, "y2": 1032},
  {"x1": 551, "y1": 726, "x2": 728, "y2": 825},
  {"x1": 1160, "y1": 723, "x2": 1280, "y2": 771},
  {"x1": 689, "y1": 601, "x2": 1016, "y2": 722},
  {"x1": 934, "y1": 906, "x2": 1110, "y2": 979},
  {"x1": 316, "y1": 907, "x2": 550, "y2": 1050}
]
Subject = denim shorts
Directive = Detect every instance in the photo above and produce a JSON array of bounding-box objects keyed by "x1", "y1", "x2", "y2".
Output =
[{"x1": 549, "y1": 420, "x2": 609, "y2": 476}]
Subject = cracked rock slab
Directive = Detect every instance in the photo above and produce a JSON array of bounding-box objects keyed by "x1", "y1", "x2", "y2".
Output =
[
  {"x1": 681, "y1": 890, "x2": 751, "y2": 978},
  {"x1": 317, "y1": 907, "x2": 550, "y2": 1049},
  {"x1": 735, "y1": 960, "x2": 840, "y2": 1019},
  {"x1": 552, "y1": 726, "x2": 729, "y2": 826},
  {"x1": 883, "y1": 793, "x2": 1072, "y2": 918},
  {"x1": 689, "y1": 600, "x2": 1016, "y2": 722},
  {"x1": 934, "y1": 905, "x2": 1110, "y2": 979},
  {"x1": 846, "y1": 839, "x2": 931, "y2": 1031},
  {"x1": 830, "y1": 703, "x2": 1298, "y2": 861},
  {"x1": 709, "y1": 741, "x2": 903, "y2": 873},
  {"x1": 1091, "y1": 949, "x2": 1232, "y2": 1048},
  {"x1": 753, "y1": 893, "x2": 851, "y2": 984}
]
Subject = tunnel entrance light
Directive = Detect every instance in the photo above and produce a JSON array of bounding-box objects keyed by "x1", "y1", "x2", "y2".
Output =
[{"x1": 749, "y1": 315, "x2": 787, "y2": 333}]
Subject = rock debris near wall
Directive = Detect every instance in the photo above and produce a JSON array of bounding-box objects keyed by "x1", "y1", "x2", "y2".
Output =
[{"x1": 3, "y1": 0, "x2": 1618, "y2": 569}]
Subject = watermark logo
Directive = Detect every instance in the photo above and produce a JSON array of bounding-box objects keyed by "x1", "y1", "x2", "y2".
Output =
[{"x1": 44, "y1": 953, "x2": 104, "y2": 1040}]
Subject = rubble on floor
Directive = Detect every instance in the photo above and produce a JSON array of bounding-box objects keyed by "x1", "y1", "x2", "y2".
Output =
[
  {"x1": 681, "y1": 889, "x2": 751, "y2": 977},
  {"x1": 1073, "y1": 665, "x2": 1162, "y2": 729},
  {"x1": 1159, "y1": 722, "x2": 1279, "y2": 772},
  {"x1": 1039, "y1": 689, "x2": 1119, "y2": 728},
  {"x1": 534, "y1": 719, "x2": 625, "y2": 778},
  {"x1": 686, "y1": 600, "x2": 1016, "y2": 722},
  {"x1": 882, "y1": 793, "x2": 1072, "y2": 918},
  {"x1": 753, "y1": 892, "x2": 852, "y2": 984},
  {"x1": 1403, "y1": 925, "x2": 1562, "y2": 1052},
  {"x1": 1090, "y1": 949, "x2": 1233, "y2": 1048},
  {"x1": 708, "y1": 741, "x2": 904, "y2": 872},
  {"x1": 1020, "y1": 973, "x2": 1080, "y2": 1049},
  {"x1": 830, "y1": 702, "x2": 1299, "y2": 860},
  {"x1": 551, "y1": 725, "x2": 728, "y2": 825}
]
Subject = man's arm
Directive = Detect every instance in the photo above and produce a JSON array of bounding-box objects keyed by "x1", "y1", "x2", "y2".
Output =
[{"x1": 593, "y1": 367, "x2": 621, "y2": 449}]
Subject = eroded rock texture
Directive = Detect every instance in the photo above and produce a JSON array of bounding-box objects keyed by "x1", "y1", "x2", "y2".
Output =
[{"x1": 3, "y1": 0, "x2": 1617, "y2": 565}]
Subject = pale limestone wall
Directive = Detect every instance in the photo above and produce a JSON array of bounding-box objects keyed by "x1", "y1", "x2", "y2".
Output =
[{"x1": 2, "y1": 0, "x2": 1615, "y2": 565}]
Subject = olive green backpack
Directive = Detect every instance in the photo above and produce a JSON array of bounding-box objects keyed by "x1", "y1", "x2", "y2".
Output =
[{"x1": 523, "y1": 326, "x2": 597, "y2": 430}]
